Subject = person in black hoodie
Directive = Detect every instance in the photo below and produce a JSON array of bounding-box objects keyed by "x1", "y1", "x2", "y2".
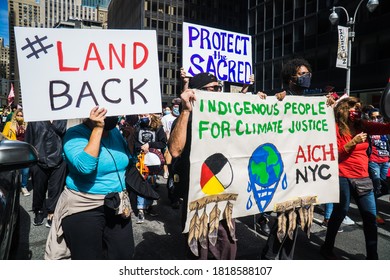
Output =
[{"x1": 25, "y1": 120, "x2": 67, "y2": 227}]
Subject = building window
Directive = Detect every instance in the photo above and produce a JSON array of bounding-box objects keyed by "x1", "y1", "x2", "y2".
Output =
[
  {"x1": 165, "y1": 84, "x2": 172, "y2": 95},
  {"x1": 168, "y1": 5, "x2": 175, "y2": 15}
]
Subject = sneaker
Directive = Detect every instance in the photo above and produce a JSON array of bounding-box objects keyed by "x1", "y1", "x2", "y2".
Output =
[
  {"x1": 256, "y1": 215, "x2": 270, "y2": 237},
  {"x1": 145, "y1": 206, "x2": 158, "y2": 217},
  {"x1": 21, "y1": 187, "x2": 30, "y2": 197},
  {"x1": 136, "y1": 210, "x2": 145, "y2": 224},
  {"x1": 33, "y1": 211, "x2": 44, "y2": 226},
  {"x1": 342, "y1": 216, "x2": 355, "y2": 225},
  {"x1": 46, "y1": 219, "x2": 52, "y2": 228},
  {"x1": 376, "y1": 215, "x2": 385, "y2": 225},
  {"x1": 163, "y1": 172, "x2": 169, "y2": 179}
]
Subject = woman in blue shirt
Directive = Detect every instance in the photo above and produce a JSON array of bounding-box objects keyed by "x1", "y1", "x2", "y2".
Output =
[{"x1": 45, "y1": 107, "x2": 135, "y2": 260}]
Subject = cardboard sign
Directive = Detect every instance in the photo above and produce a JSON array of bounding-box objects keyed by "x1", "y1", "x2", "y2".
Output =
[
  {"x1": 15, "y1": 27, "x2": 161, "y2": 121},
  {"x1": 184, "y1": 92, "x2": 339, "y2": 232},
  {"x1": 182, "y1": 22, "x2": 252, "y2": 84}
]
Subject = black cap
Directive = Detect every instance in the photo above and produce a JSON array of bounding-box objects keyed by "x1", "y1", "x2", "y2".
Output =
[
  {"x1": 172, "y1": 98, "x2": 181, "y2": 105},
  {"x1": 189, "y1": 73, "x2": 217, "y2": 89}
]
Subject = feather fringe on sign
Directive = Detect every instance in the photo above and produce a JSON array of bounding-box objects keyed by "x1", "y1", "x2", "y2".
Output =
[
  {"x1": 306, "y1": 204, "x2": 314, "y2": 238},
  {"x1": 287, "y1": 209, "x2": 297, "y2": 240},
  {"x1": 208, "y1": 203, "x2": 221, "y2": 247},
  {"x1": 198, "y1": 208, "x2": 209, "y2": 249},
  {"x1": 277, "y1": 212, "x2": 287, "y2": 243},
  {"x1": 223, "y1": 201, "x2": 236, "y2": 241},
  {"x1": 188, "y1": 209, "x2": 200, "y2": 256}
]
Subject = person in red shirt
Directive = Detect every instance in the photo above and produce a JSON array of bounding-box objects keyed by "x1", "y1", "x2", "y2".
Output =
[
  {"x1": 367, "y1": 108, "x2": 389, "y2": 224},
  {"x1": 321, "y1": 97, "x2": 390, "y2": 260}
]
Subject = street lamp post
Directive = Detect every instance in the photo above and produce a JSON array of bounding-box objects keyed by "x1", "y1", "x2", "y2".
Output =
[{"x1": 329, "y1": 0, "x2": 379, "y2": 95}]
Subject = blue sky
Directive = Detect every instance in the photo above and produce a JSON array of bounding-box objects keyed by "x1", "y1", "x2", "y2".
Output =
[{"x1": 0, "y1": 0, "x2": 9, "y2": 46}]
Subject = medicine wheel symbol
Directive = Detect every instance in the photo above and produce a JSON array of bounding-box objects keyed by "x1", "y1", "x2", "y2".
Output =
[{"x1": 200, "y1": 153, "x2": 233, "y2": 195}]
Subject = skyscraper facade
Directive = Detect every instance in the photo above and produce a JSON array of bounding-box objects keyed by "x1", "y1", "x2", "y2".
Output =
[
  {"x1": 248, "y1": 0, "x2": 390, "y2": 105},
  {"x1": 0, "y1": 38, "x2": 10, "y2": 104},
  {"x1": 82, "y1": 0, "x2": 111, "y2": 9},
  {"x1": 8, "y1": 0, "x2": 41, "y2": 102}
]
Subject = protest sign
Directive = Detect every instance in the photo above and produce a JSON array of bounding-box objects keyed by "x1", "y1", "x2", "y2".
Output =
[
  {"x1": 182, "y1": 22, "x2": 252, "y2": 84},
  {"x1": 184, "y1": 92, "x2": 339, "y2": 232},
  {"x1": 14, "y1": 27, "x2": 161, "y2": 121}
]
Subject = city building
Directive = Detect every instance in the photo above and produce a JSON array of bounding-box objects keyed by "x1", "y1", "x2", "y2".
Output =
[
  {"x1": 248, "y1": 0, "x2": 390, "y2": 106},
  {"x1": 8, "y1": 0, "x2": 41, "y2": 104},
  {"x1": 54, "y1": 18, "x2": 103, "y2": 29},
  {"x1": 82, "y1": 0, "x2": 111, "y2": 9},
  {"x1": 107, "y1": 0, "x2": 247, "y2": 102},
  {"x1": 0, "y1": 38, "x2": 10, "y2": 105}
]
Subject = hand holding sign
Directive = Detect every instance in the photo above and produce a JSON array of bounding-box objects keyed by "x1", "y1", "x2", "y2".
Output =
[{"x1": 180, "y1": 89, "x2": 196, "y2": 112}]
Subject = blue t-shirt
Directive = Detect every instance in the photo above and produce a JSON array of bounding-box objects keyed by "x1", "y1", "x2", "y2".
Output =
[{"x1": 63, "y1": 124, "x2": 132, "y2": 195}]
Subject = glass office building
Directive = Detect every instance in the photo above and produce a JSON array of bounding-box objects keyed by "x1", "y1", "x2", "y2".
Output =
[{"x1": 248, "y1": 0, "x2": 390, "y2": 105}]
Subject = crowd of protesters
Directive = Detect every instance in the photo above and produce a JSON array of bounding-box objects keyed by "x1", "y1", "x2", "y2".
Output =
[{"x1": 2, "y1": 58, "x2": 390, "y2": 260}]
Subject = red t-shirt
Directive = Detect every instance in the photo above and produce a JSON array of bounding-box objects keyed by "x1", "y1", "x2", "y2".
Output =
[
  {"x1": 337, "y1": 121, "x2": 390, "y2": 178},
  {"x1": 369, "y1": 134, "x2": 389, "y2": 164}
]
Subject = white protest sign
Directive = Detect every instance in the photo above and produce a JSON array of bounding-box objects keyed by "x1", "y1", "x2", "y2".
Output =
[
  {"x1": 15, "y1": 27, "x2": 161, "y2": 121},
  {"x1": 182, "y1": 22, "x2": 252, "y2": 84},
  {"x1": 184, "y1": 92, "x2": 339, "y2": 232}
]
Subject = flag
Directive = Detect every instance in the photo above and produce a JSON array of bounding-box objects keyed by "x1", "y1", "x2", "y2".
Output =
[
  {"x1": 336, "y1": 25, "x2": 348, "y2": 69},
  {"x1": 7, "y1": 83, "x2": 15, "y2": 106}
]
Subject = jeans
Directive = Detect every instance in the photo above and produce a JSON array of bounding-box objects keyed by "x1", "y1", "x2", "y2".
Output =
[
  {"x1": 21, "y1": 167, "x2": 29, "y2": 188},
  {"x1": 322, "y1": 177, "x2": 378, "y2": 259},
  {"x1": 324, "y1": 203, "x2": 333, "y2": 220},
  {"x1": 368, "y1": 161, "x2": 389, "y2": 195}
]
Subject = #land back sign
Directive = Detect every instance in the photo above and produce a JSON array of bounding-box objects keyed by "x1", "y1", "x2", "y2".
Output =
[
  {"x1": 182, "y1": 22, "x2": 252, "y2": 84},
  {"x1": 15, "y1": 27, "x2": 161, "y2": 121},
  {"x1": 184, "y1": 92, "x2": 339, "y2": 232}
]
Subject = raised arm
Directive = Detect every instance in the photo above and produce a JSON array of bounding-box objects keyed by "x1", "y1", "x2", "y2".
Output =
[{"x1": 168, "y1": 89, "x2": 196, "y2": 158}]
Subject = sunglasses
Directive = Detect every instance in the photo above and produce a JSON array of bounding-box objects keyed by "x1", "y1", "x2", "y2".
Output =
[{"x1": 201, "y1": 85, "x2": 222, "y2": 92}]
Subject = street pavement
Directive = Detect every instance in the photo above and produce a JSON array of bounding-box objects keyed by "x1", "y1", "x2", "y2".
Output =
[{"x1": 11, "y1": 176, "x2": 390, "y2": 260}]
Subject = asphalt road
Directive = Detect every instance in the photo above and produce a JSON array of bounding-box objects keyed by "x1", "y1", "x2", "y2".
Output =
[{"x1": 11, "y1": 176, "x2": 390, "y2": 260}]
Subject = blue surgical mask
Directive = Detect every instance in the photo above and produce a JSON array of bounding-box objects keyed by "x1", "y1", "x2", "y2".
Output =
[
  {"x1": 296, "y1": 73, "x2": 311, "y2": 88},
  {"x1": 164, "y1": 110, "x2": 171, "y2": 115},
  {"x1": 172, "y1": 107, "x2": 180, "y2": 116}
]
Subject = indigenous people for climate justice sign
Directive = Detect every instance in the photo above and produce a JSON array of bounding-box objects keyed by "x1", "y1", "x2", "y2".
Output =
[
  {"x1": 14, "y1": 27, "x2": 161, "y2": 121},
  {"x1": 184, "y1": 92, "x2": 339, "y2": 232},
  {"x1": 182, "y1": 22, "x2": 252, "y2": 84}
]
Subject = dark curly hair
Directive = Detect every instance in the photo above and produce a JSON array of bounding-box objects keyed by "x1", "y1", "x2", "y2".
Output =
[{"x1": 281, "y1": 58, "x2": 312, "y2": 86}]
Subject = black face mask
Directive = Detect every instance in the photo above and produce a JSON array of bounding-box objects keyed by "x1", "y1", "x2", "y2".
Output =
[{"x1": 104, "y1": 116, "x2": 118, "y2": 130}]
